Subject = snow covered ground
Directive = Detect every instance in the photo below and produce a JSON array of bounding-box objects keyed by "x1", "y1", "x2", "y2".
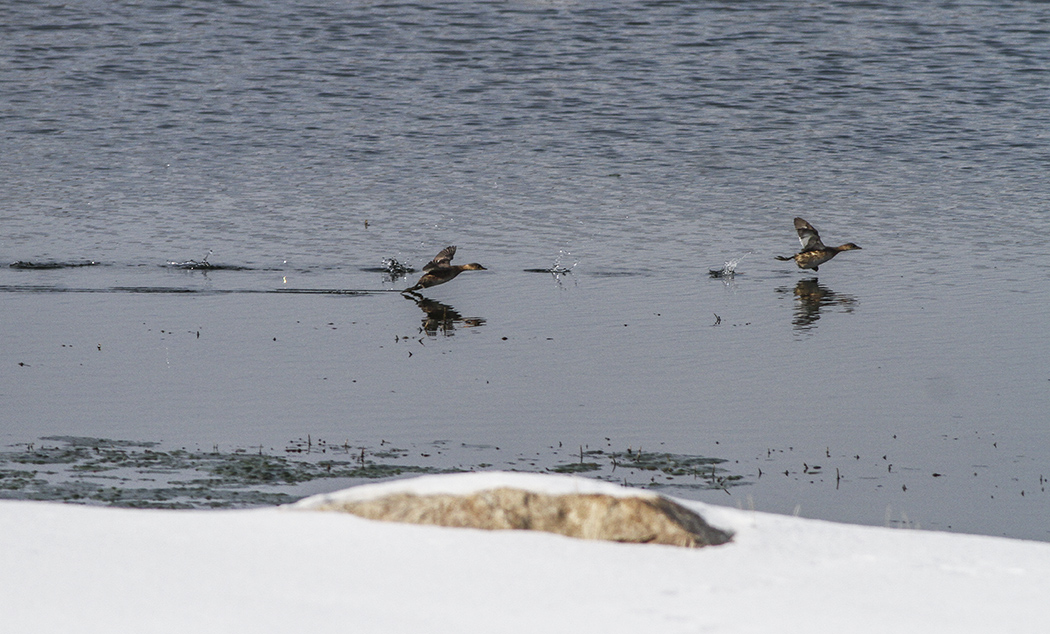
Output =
[{"x1": 2, "y1": 472, "x2": 1047, "y2": 633}]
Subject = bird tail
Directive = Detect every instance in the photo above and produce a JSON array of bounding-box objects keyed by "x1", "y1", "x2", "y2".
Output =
[{"x1": 774, "y1": 255, "x2": 793, "y2": 261}]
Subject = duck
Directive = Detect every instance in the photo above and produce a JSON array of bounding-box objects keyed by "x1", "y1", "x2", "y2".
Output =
[
  {"x1": 403, "y1": 246, "x2": 486, "y2": 292},
  {"x1": 775, "y1": 217, "x2": 861, "y2": 271}
]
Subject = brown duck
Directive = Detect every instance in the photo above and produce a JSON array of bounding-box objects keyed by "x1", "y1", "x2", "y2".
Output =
[
  {"x1": 775, "y1": 217, "x2": 861, "y2": 271},
  {"x1": 404, "y1": 246, "x2": 486, "y2": 292}
]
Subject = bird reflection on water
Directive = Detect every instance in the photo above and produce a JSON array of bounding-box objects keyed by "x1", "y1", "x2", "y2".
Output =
[
  {"x1": 777, "y1": 278, "x2": 858, "y2": 331},
  {"x1": 402, "y1": 294, "x2": 486, "y2": 337}
]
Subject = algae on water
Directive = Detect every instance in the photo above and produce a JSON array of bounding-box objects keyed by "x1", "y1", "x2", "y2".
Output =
[{"x1": 0, "y1": 436, "x2": 748, "y2": 509}]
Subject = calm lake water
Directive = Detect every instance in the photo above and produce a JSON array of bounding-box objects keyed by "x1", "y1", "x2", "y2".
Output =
[{"x1": 3, "y1": 1, "x2": 1049, "y2": 540}]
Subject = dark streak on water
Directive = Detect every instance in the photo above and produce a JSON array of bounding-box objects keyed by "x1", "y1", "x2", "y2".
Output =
[
  {"x1": 9, "y1": 261, "x2": 100, "y2": 270},
  {"x1": 0, "y1": 285, "x2": 394, "y2": 295}
]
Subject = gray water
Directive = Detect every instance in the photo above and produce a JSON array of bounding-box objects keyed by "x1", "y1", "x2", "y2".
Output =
[{"x1": 3, "y1": 1, "x2": 1050, "y2": 539}]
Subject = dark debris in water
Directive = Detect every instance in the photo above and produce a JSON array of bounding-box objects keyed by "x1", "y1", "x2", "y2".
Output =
[{"x1": 0, "y1": 437, "x2": 749, "y2": 509}]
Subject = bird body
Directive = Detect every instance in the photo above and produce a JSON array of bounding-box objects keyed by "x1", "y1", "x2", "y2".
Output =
[
  {"x1": 404, "y1": 246, "x2": 486, "y2": 292},
  {"x1": 775, "y1": 217, "x2": 860, "y2": 271}
]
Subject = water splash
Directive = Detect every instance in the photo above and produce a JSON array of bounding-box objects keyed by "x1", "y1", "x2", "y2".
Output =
[
  {"x1": 381, "y1": 258, "x2": 410, "y2": 276},
  {"x1": 524, "y1": 251, "x2": 579, "y2": 287},
  {"x1": 549, "y1": 250, "x2": 580, "y2": 286},
  {"x1": 167, "y1": 249, "x2": 215, "y2": 270},
  {"x1": 377, "y1": 257, "x2": 416, "y2": 283},
  {"x1": 709, "y1": 251, "x2": 751, "y2": 279}
]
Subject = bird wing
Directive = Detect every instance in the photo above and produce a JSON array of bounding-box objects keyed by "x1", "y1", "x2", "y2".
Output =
[
  {"x1": 794, "y1": 218, "x2": 825, "y2": 251},
  {"x1": 423, "y1": 245, "x2": 456, "y2": 271}
]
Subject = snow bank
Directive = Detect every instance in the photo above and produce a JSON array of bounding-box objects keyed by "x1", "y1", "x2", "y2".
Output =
[
  {"x1": 291, "y1": 470, "x2": 661, "y2": 507},
  {"x1": 2, "y1": 472, "x2": 1048, "y2": 633}
]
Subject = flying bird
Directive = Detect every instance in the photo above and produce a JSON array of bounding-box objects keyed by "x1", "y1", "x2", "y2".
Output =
[
  {"x1": 403, "y1": 246, "x2": 486, "y2": 292},
  {"x1": 775, "y1": 217, "x2": 861, "y2": 271}
]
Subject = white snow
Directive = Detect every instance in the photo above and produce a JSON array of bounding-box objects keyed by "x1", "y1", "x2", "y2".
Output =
[
  {"x1": 291, "y1": 470, "x2": 664, "y2": 507},
  {"x1": 3, "y1": 471, "x2": 1048, "y2": 633}
]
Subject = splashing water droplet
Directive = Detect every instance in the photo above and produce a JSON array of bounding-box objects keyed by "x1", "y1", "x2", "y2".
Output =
[{"x1": 710, "y1": 251, "x2": 751, "y2": 278}]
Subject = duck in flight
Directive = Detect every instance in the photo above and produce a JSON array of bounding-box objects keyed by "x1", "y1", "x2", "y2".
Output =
[
  {"x1": 775, "y1": 217, "x2": 861, "y2": 271},
  {"x1": 403, "y1": 246, "x2": 486, "y2": 292}
]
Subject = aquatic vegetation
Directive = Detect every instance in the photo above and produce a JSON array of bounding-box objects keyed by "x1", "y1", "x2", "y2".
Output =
[
  {"x1": 0, "y1": 437, "x2": 449, "y2": 509},
  {"x1": 550, "y1": 462, "x2": 602, "y2": 474},
  {"x1": 550, "y1": 447, "x2": 744, "y2": 492},
  {"x1": 0, "y1": 469, "x2": 45, "y2": 490},
  {"x1": 0, "y1": 437, "x2": 749, "y2": 508}
]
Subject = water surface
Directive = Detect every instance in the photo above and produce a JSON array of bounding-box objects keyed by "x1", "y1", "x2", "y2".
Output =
[{"x1": 3, "y1": 1, "x2": 1049, "y2": 540}]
